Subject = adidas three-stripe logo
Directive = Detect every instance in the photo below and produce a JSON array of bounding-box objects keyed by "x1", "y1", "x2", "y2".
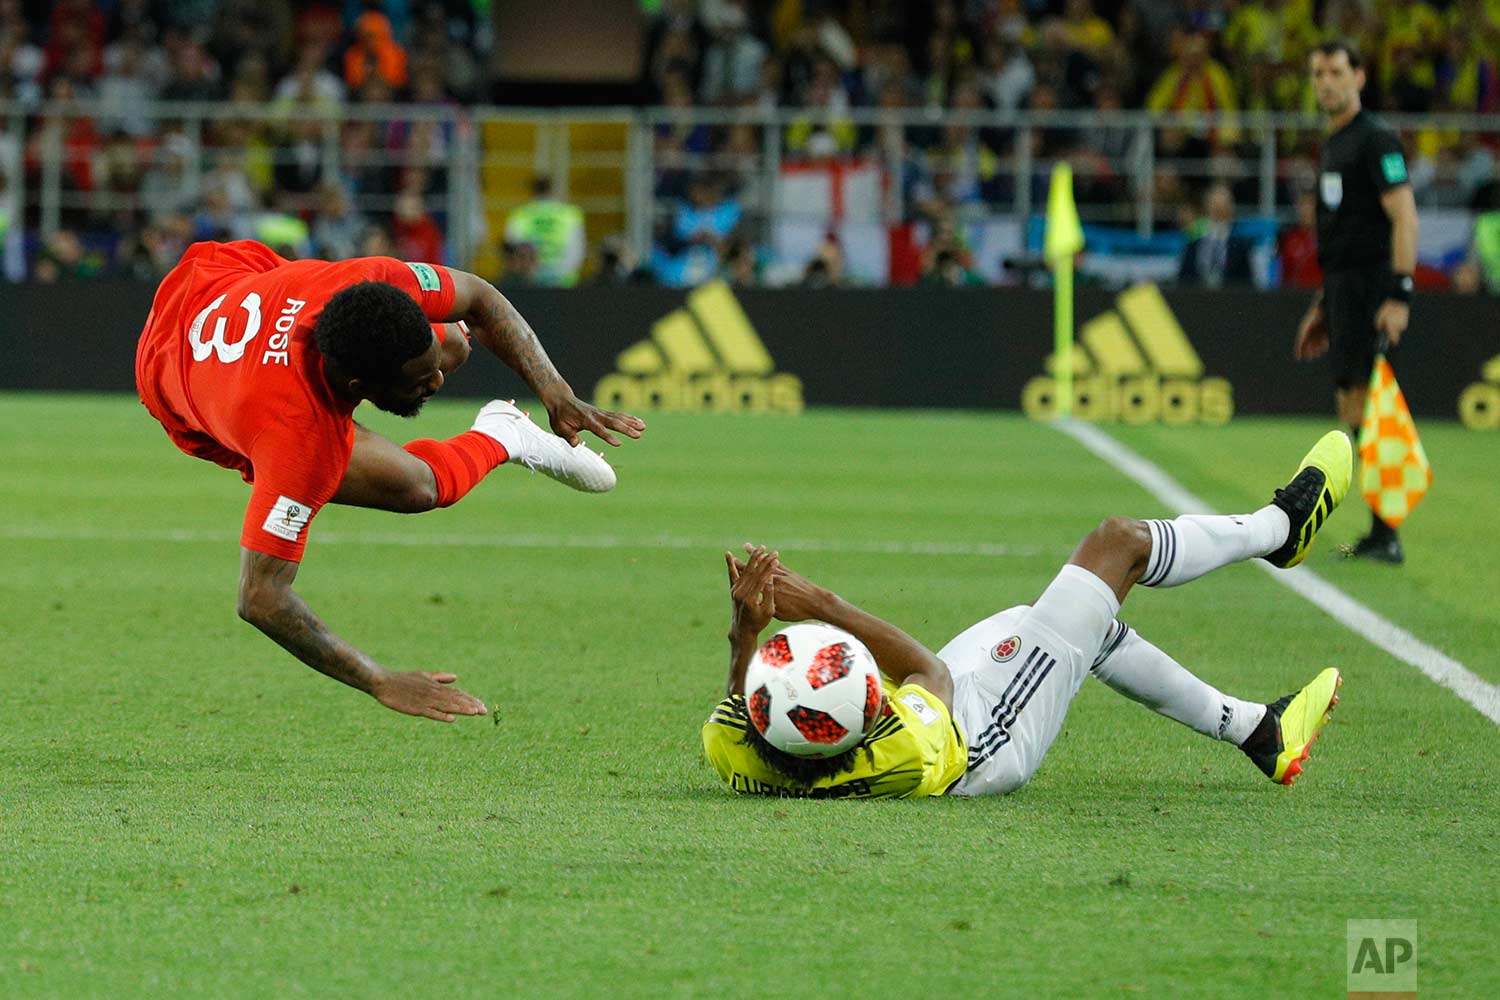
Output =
[{"x1": 968, "y1": 646, "x2": 1058, "y2": 768}]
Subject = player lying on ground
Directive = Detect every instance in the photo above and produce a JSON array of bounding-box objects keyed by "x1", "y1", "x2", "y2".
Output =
[
  {"x1": 704, "y1": 433, "x2": 1352, "y2": 798},
  {"x1": 136, "y1": 240, "x2": 645, "y2": 721}
]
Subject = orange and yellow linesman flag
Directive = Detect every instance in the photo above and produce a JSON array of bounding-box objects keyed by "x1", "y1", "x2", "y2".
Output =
[{"x1": 1358, "y1": 355, "x2": 1432, "y2": 527}]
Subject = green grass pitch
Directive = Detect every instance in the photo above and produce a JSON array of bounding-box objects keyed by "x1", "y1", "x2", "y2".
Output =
[{"x1": 2, "y1": 393, "x2": 1497, "y2": 998}]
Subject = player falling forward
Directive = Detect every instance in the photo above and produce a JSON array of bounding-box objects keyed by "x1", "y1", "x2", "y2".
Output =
[
  {"x1": 136, "y1": 240, "x2": 644, "y2": 721},
  {"x1": 705, "y1": 433, "x2": 1352, "y2": 798}
]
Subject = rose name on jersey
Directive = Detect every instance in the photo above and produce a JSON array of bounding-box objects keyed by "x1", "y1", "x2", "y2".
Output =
[{"x1": 261, "y1": 298, "x2": 307, "y2": 367}]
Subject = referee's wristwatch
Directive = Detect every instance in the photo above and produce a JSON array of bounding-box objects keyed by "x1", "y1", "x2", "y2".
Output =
[{"x1": 1389, "y1": 272, "x2": 1414, "y2": 304}]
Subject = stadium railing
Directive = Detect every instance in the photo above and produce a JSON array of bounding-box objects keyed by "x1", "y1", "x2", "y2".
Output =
[{"x1": 1, "y1": 100, "x2": 1495, "y2": 281}]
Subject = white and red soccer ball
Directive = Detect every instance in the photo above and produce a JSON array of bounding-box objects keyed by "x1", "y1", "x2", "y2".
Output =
[{"x1": 743, "y1": 623, "x2": 883, "y2": 757}]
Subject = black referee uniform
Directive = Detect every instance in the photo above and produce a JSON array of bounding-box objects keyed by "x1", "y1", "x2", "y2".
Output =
[{"x1": 1316, "y1": 108, "x2": 1412, "y2": 389}]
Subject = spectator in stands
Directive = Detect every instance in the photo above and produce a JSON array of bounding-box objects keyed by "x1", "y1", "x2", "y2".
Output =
[
  {"x1": 1436, "y1": 21, "x2": 1500, "y2": 115},
  {"x1": 799, "y1": 233, "x2": 845, "y2": 289},
  {"x1": 392, "y1": 188, "x2": 443, "y2": 263},
  {"x1": 590, "y1": 235, "x2": 652, "y2": 286},
  {"x1": 344, "y1": 10, "x2": 407, "y2": 92},
  {"x1": 914, "y1": 81, "x2": 1001, "y2": 208},
  {"x1": 505, "y1": 176, "x2": 585, "y2": 287},
  {"x1": 920, "y1": 224, "x2": 983, "y2": 287},
  {"x1": 97, "y1": 37, "x2": 160, "y2": 137},
  {"x1": 337, "y1": 119, "x2": 389, "y2": 200},
  {"x1": 722, "y1": 236, "x2": 759, "y2": 288},
  {"x1": 1412, "y1": 145, "x2": 1474, "y2": 209},
  {"x1": 1059, "y1": 0, "x2": 1115, "y2": 58},
  {"x1": 45, "y1": 0, "x2": 104, "y2": 82},
  {"x1": 979, "y1": 38, "x2": 1034, "y2": 113},
  {"x1": 139, "y1": 130, "x2": 197, "y2": 219},
  {"x1": 159, "y1": 34, "x2": 221, "y2": 102},
  {"x1": 210, "y1": 0, "x2": 293, "y2": 77},
  {"x1": 91, "y1": 132, "x2": 146, "y2": 225},
  {"x1": 193, "y1": 183, "x2": 256, "y2": 244},
  {"x1": 643, "y1": 0, "x2": 704, "y2": 104},
  {"x1": 357, "y1": 222, "x2": 394, "y2": 258},
  {"x1": 1472, "y1": 184, "x2": 1500, "y2": 294},
  {"x1": 34, "y1": 229, "x2": 103, "y2": 282},
  {"x1": 1031, "y1": 18, "x2": 1100, "y2": 109},
  {"x1": 653, "y1": 171, "x2": 742, "y2": 287},
  {"x1": 655, "y1": 67, "x2": 714, "y2": 187},
  {"x1": 311, "y1": 181, "x2": 364, "y2": 260},
  {"x1": 497, "y1": 238, "x2": 540, "y2": 287},
  {"x1": 275, "y1": 42, "x2": 345, "y2": 106},
  {"x1": 122, "y1": 212, "x2": 192, "y2": 279},
  {"x1": 1278, "y1": 188, "x2": 1322, "y2": 290},
  {"x1": 749, "y1": 53, "x2": 784, "y2": 110},
  {"x1": 409, "y1": 3, "x2": 480, "y2": 101},
  {"x1": 1147, "y1": 31, "x2": 1240, "y2": 153},
  {"x1": 1223, "y1": 0, "x2": 1318, "y2": 82},
  {"x1": 253, "y1": 190, "x2": 313, "y2": 259},
  {"x1": 1178, "y1": 183, "x2": 1253, "y2": 288},
  {"x1": 920, "y1": 0, "x2": 978, "y2": 110},
  {"x1": 1382, "y1": 34, "x2": 1434, "y2": 113},
  {"x1": 785, "y1": 56, "x2": 856, "y2": 158},
  {"x1": 0, "y1": 4, "x2": 45, "y2": 108},
  {"x1": 700, "y1": 0, "x2": 766, "y2": 105}
]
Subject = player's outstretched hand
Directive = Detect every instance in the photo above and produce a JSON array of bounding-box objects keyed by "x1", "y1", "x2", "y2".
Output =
[
  {"x1": 542, "y1": 387, "x2": 646, "y2": 447},
  {"x1": 765, "y1": 552, "x2": 831, "y2": 623},
  {"x1": 371, "y1": 670, "x2": 488, "y2": 723},
  {"x1": 727, "y1": 544, "x2": 778, "y2": 636}
]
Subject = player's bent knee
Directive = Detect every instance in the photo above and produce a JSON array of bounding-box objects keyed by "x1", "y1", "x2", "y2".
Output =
[
  {"x1": 397, "y1": 479, "x2": 440, "y2": 513},
  {"x1": 1093, "y1": 516, "x2": 1150, "y2": 556}
]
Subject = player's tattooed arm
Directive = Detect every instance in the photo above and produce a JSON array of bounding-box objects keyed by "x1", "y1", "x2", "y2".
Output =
[
  {"x1": 764, "y1": 547, "x2": 956, "y2": 710},
  {"x1": 236, "y1": 548, "x2": 487, "y2": 722},
  {"x1": 446, "y1": 269, "x2": 568, "y2": 397},
  {"x1": 445, "y1": 269, "x2": 646, "y2": 447}
]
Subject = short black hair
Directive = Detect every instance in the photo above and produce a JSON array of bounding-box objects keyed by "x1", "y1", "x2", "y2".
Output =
[
  {"x1": 1313, "y1": 40, "x2": 1361, "y2": 70},
  {"x1": 313, "y1": 281, "x2": 433, "y2": 384},
  {"x1": 740, "y1": 722, "x2": 868, "y2": 785}
]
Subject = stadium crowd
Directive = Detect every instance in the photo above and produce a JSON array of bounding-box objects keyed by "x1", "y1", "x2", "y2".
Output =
[{"x1": 0, "y1": 0, "x2": 1497, "y2": 291}]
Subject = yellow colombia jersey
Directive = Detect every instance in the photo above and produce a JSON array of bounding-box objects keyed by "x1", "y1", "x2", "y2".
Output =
[{"x1": 702, "y1": 679, "x2": 967, "y2": 799}]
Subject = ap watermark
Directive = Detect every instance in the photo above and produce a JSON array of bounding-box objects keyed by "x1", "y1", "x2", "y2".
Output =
[{"x1": 1347, "y1": 919, "x2": 1417, "y2": 997}]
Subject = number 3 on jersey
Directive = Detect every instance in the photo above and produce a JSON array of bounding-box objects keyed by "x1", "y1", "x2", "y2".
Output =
[
  {"x1": 189, "y1": 292, "x2": 262, "y2": 363},
  {"x1": 189, "y1": 293, "x2": 306, "y2": 365}
]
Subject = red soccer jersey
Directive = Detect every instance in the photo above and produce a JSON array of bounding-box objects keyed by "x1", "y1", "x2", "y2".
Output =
[{"x1": 135, "y1": 241, "x2": 456, "y2": 562}]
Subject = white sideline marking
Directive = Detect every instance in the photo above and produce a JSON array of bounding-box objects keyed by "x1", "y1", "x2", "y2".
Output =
[
  {"x1": 1057, "y1": 419, "x2": 1500, "y2": 726},
  {"x1": 0, "y1": 524, "x2": 1046, "y2": 560}
]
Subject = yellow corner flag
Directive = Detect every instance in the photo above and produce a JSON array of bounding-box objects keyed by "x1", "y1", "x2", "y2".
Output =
[
  {"x1": 1358, "y1": 355, "x2": 1432, "y2": 528},
  {"x1": 1044, "y1": 164, "x2": 1085, "y2": 263},
  {"x1": 1044, "y1": 164, "x2": 1085, "y2": 418}
]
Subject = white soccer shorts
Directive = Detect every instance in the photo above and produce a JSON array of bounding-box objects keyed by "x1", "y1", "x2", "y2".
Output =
[{"x1": 942, "y1": 564, "x2": 1123, "y2": 796}]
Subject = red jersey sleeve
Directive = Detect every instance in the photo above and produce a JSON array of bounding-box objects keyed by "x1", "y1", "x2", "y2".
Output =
[
  {"x1": 238, "y1": 415, "x2": 354, "y2": 562},
  {"x1": 365, "y1": 257, "x2": 457, "y2": 322}
]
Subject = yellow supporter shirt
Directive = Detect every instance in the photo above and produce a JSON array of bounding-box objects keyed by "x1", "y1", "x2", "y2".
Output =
[{"x1": 702, "y1": 680, "x2": 967, "y2": 799}]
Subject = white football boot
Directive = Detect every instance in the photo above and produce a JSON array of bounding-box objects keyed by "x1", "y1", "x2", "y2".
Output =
[{"x1": 471, "y1": 400, "x2": 616, "y2": 493}]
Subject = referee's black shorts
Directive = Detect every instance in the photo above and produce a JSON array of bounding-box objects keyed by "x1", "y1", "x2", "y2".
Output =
[{"x1": 1324, "y1": 265, "x2": 1397, "y2": 388}]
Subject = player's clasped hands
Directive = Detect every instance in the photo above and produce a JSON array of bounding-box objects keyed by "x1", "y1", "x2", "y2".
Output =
[
  {"x1": 370, "y1": 670, "x2": 488, "y2": 723},
  {"x1": 727, "y1": 544, "x2": 779, "y2": 635},
  {"x1": 727, "y1": 543, "x2": 830, "y2": 629}
]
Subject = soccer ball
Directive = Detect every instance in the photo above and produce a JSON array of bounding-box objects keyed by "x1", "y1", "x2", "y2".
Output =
[{"x1": 743, "y1": 623, "x2": 883, "y2": 757}]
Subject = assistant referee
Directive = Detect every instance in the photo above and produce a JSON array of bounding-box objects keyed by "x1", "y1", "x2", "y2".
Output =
[{"x1": 1293, "y1": 40, "x2": 1418, "y2": 565}]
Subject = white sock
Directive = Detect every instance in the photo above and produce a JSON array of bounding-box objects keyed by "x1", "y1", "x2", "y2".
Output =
[
  {"x1": 1138, "y1": 507, "x2": 1290, "y2": 588},
  {"x1": 1090, "y1": 622, "x2": 1265, "y2": 744}
]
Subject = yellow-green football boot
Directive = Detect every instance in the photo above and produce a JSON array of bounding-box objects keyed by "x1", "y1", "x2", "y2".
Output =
[
  {"x1": 1263, "y1": 431, "x2": 1353, "y2": 569},
  {"x1": 1241, "y1": 668, "x2": 1343, "y2": 785}
]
